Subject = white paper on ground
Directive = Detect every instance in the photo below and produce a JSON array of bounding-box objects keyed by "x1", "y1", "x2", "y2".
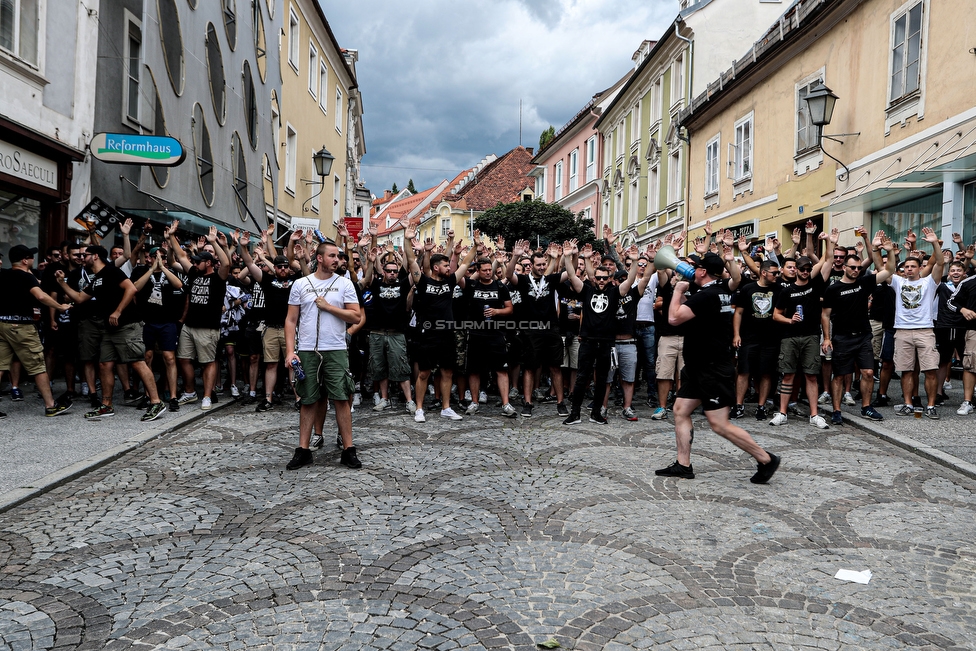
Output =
[{"x1": 834, "y1": 569, "x2": 872, "y2": 584}]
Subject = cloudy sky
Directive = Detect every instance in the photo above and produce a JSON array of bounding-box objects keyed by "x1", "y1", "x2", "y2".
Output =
[{"x1": 320, "y1": 0, "x2": 677, "y2": 196}]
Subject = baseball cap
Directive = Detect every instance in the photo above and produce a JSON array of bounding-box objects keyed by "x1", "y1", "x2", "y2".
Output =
[
  {"x1": 698, "y1": 252, "x2": 726, "y2": 277},
  {"x1": 796, "y1": 256, "x2": 814, "y2": 269},
  {"x1": 8, "y1": 245, "x2": 38, "y2": 262},
  {"x1": 191, "y1": 251, "x2": 216, "y2": 263},
  {"x1": 272, "y1": 255, "x2": 289, "y2": 266}
]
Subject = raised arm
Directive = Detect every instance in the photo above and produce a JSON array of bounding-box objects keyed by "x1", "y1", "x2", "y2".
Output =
[
  {"x1": 921, "y1": 227, "x2": 944, "y2": 281},
  {"x1": 454, "y1": 230, "x2": 480, "y2": 282},
  {"x1": 207, "y1": 226, "x2": 231, "y2": 280},
  {"x1": 738, "y1": 235, "x2": 761, "y2": 276},
  {"x1": 505, "y1": 239, "x2": 529, "y2": 285},
  {"x1": 618, "y1": 245, "x2": 640, "y2": 295},
  {"x1": 403, "y1": 217, "x2": 422, "y2": 284},
  {"x1": 562, "y1": 241, "x2": 583, "y2": 293},
  {"x1": 238, "y1": 231, "x2": 263, "y2": 282},
  {"x1": 166, "y1": 220, "x2": 191, "y2": 272}
]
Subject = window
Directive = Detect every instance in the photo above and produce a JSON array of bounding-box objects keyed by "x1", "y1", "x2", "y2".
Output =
[
  {"x1": 615, "y1": 126, "x2": 624, "y2": 158},
  {"x1": 890, "y1": 1, "x2": 923, "y2": 103},
  {"x1": 319, "y1": 62, "x2": 328, "y2": 112},
  {"x1": 732, "y1": 115, "x2": 752, "y2": 182},
  {"x1": 569, "y1": 149, "x2": 578, "y2": 192},
  {"x1": 648, "y1": 164, "x2": 659, "y2": 216},
  {"x1": 284, "y1": 123, "x2": 297, "y2": 193},
  {"x1": 308, "y1": 41, "x2": 317, "y2": 97},
  {"x1": 205, "y1": 23, "x2": 226, "y2": 124},
  {"x1": 270, "y1": 91, "x2": 280, "y2": 166},
  {"x1": 252, "y1": 0, "x2": 266, "y2": 81},
  {"x1": 628, "y1": 179, "x2": 639, "y2": 226},
  {"x1": 222, "y1": 0, "x2": 236, "y2": 50},
  {"x1": 585, "y1": 137, "x2": 596, "y2": 182},
  {"x1": 667, "y1": 149, "x2": 681, "y2": 206},
  {"x1": 335, "y1": 87, "x2": 343, "y2": 132},
  {"x1": 535, "y1": 167, "x2": 547, "y2": 199},
  {"x1": 232, "y1": 132, "x2": 248, "y2": 220},
  {"x1": 149, "y1": 69, "x2": 170, "y2": 188},
  {"x1": 630, "y1": 103, "x2": 641, "y2": 142},
  {"x1": 870, "y1": 192, "x2": 941, "y2": 246},
  {"x1": 650, "y1": 78, "x2": 662, "y2": 125},
  {"x1": 796, "y1": 78, "x2": 821, "y2": 154},
  {"x1": 242, "y1": 61, "x2": 257, "y2": 148},
  {"x1": 287, "y1": 7, "x2": 299, "y2": 71},
  {"x1": 705, "y1": 135, "x2": 720, "y2": 196},
  {"x1": 671, "y1": 55, "x2": 684, "y2": 104},
  {"x1": 192, "y1": 103, "x2": 214, "y2": 205},
  {"x1": 554, "y1": 161, "x2": 563, "y2": 200},
  {"x1": 123, "y1": 14, "x2": 142, "y2": 123},
  {"x1": 0, "y1": 0, "x2": 39, "y2": 65},
  {"x1": 310, "y1": 149, "x2": 320, "y2": 213},
  {"x1": 333, "y1": 175, "x2": 341, "y2": 222},
  {"x1": 157, "y1": 0, "x2": 185, "y2": 95}
]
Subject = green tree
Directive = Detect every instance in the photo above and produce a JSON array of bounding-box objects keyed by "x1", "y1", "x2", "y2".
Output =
[
  {"x1": 474, "y1": 200, "x2": 600, "y2": 251},
  {"x1": 539, "y1": 125, "x2": 556, "y2": 151},
  {"x1": 406, "y1": 178, "x2": 417, "y2": 193},
  {"x1": 391, "y1": 182, "x2": 399, "y2": 193}
]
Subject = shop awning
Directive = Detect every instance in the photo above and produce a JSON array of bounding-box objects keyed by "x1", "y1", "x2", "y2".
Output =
[
  {"x1": 813, "y1": 181, "x2": 940, "y2": 214},
  {"x1": 118, "y1": 189, "x2": 260, "y2": 237},
  {"x1": 892, "y1": 150, "x2": 976, "y2": 185}
]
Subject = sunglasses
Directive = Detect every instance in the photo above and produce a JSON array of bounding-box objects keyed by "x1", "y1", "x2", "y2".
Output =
[
  {"x1": 637, "y1": 262, "x2": 647, "y2": 268},
  {"x1": 798, "y1": 266, "x2": 813, "y2": 272},
  {"x1": 384, "y1": 268, "x2": 398, "y2": 273},
  {"x1": 594, "y1": 276, "x2": 610, "y2": 281},
  {"x1": 767, "y1": 270, "x2": 781, "y2": 276},
  {"x1": 275, "y1": 263, "x2": 290, "y2": 269},
  {"x1": 845, "y1": 265, "x2": 860, "y2": 270}
]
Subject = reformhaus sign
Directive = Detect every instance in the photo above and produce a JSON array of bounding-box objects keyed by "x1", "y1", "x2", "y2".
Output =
[{"x1": 89, "y1": 133, "x2": 186, "y2": 166}]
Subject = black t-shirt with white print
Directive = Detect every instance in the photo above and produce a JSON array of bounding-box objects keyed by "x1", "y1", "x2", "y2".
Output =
[
  {"x1": 579, "y1": 283, "x2": 620, "y2": 340},
  {"x1": 415, "y1": 274, "x2": 457, "y2": 330},
  {"x1": 184, "y1": 269, "x2": 227, "y2": 329},
  {"x1": 511, "y1": 272, "x2": 561, "y2": 330}
]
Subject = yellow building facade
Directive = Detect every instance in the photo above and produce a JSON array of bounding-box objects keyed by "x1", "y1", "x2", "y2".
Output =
[{"x1": 681, "y1": 0, "x2": 976, "y2": 250}]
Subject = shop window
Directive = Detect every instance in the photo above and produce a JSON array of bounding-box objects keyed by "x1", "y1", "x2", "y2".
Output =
[
  {"x1": 0, "y1": 0, "x2": 38, "y2": 66},
  {"x1": 232, "y1": 132, "x2": 248, "y2": 221},
  {"x1": 192, "y1": 103, "x2": 214, "y2": 205},
  {"x1": 148, "y1": 69, "x2": 170, "y2": 188},
  {"x1": 242, "y1": 61, "x2": 257, "y2": 149},
  {"x1": 157, "y1": 0, "x2": 185, "y2": 95},
  {"x1": 252, "y1": 0, "x2": 266, "y2": 82},
  {"x1": 0, "y1": 190, "x2": 41, "y2": 259},
  {"x1": 871, "y1": 192, "x2": 941, "y2": 246},
  {"x1": 222, "y1": 0, "x2": 236, "y2": 51},
  {"x1": 205, "y1": 23, "x2": 226, "y2": 124}
]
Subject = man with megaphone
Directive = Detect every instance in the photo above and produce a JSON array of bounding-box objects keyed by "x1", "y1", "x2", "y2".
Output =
[{"x1": 654, "y1": 246, "x2": 781, "y2": 484}]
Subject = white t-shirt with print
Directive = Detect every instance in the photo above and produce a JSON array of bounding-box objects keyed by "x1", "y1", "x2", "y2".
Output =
[
  {"x1": 890, "y1": 274, "x2": 937, "y2": 329},
  {"x1": 288, "y1": 273, "x2": 359, "y2": 351}
]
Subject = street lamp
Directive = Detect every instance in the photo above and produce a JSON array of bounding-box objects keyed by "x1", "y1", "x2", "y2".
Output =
[
  {"x1": 803, "y1": 82, "x2": 858, "y2": 181},
  {"x1": 303, "y1": 146, "x2": 335, "y2": 213}
]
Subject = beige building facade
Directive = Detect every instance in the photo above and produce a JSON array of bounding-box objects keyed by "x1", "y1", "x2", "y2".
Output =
[{"x1": 680, "y1": 0, "x2": 976, "y2": 250}]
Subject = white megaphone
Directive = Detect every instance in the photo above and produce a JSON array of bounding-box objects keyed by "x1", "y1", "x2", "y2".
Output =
[{"x1": 654, "y1": 245, "x2": 696, "y2": 280}]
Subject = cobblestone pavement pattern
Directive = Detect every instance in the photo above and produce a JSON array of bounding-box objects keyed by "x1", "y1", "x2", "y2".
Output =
[{"x1": 2, "y1": 402, "x2": 976, "y2": 650}]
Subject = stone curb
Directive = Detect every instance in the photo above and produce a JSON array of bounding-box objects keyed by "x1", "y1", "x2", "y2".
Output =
[
  {"x1": 0, "y1": 398, "x2": 236, "y2": 514},
  {"x1": 840, "y1": 411, "x2": 976, "y2": 481}
]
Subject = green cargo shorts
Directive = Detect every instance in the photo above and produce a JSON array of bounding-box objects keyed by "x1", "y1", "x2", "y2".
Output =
[{"x1": 296, "y1": 349, "x2": 355, "y2": 405}]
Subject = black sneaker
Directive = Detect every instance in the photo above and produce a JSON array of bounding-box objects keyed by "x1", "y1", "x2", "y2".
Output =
[
  {"x1": 831, "y1": 410, "x2": 844, "y2": 425},
  {"x1": 89, "y1": 394, "x2": 101, "y2": 409},
  {"x1": 588, "y1": 412, "x2": 608, "y2": 424},
  {"x1": 750, "y1": 453, "x2": 781, "y2": 484},
  {"x1": 755, "y1": 405, "x2": 768, "y2": 421},
  {"x1": 135, "y1": 394, "x2": 151, "y2": 410},
  {"x1": 934, "y1": 393, "x2": 947, "y2": 407},
  {"x1": 655, "y1": 461, "x2": 695, "y2": 479},
  {"x1": 860, "y1": 405, "x2": 884, "y2": 421},
  {"x1": 242, "y1": 394, "x2": 257, "y2": 406},
  {"x1": 0, "y1": 411, "x2": 6, "y2": 419},
  {"x1": 169, "y1": 397, "x2": 180, "y2": 413},
  {"x1": 730, "y1": 404, "x2": 746, "y2": 419},
  {"x1": 563, "y1": 411, "x2": 581, "y2": 425},
  {"x1": 123, "y1": 389, "x2": 142, "y2": 405},
  {"x1": 340, "y1": 446, "x2": 363, "y2": 469},
  {"x1": 256, "y1": 399, "x2": 274, "y2": 412},
  {"x1": 871, "y1": 394, "x2": 889, "y2": 407},
  {"x1": 55, "y1": 391, "x2": 74, "y2": 408},
  {"x1": 140, "y1": 402, "x2": 167, "y2": 422},
  {"x1": 45, "y1": 402, "x2": 71, "y2": 417},
  {"x1": 521, "y1": 403, "x2": 534, "y2": 418},
  {"x1": 286, "y1": 447, "x2": 313, "y2": 470},
  {"x1": 556, "y1": 401, "x2": 570, "y2": 417}
]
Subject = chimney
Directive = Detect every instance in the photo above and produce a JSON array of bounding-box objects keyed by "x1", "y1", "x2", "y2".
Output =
[{"x1": 525, "y1": 147, "x2": 534, "y2": 154}]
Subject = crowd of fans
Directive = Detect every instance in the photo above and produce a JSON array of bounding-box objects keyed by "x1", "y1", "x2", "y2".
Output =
[{"x1": 2, "y1": 213, "x2": 974, "y2": 473}]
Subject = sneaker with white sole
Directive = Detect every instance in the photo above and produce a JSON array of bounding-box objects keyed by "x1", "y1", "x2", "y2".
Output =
[
  {"x1": 201, "y1": 397, "x2": 212, "y2": 410},
  {"x1": 769, "y1": 412, "x2": 788, "y2": 426},
  {"x1": 894, "y1": 403, "x2": 914, "y2": 416},
  {"x1": 944, "y1": 380, "x2": 953, "y2": 391},
  {"x1": 414, "y1": 408, "x2": 426, "y2": 423},
  {"x1": 230, "y1": 385, "x2": 240, "y2": 398},
  {"x1": 501, "y1": 403, "x2": 517, "y2": 418},
  {"x1": 441, "y1": 407, "x2": 463, "y2": 420},
  {"x1": 373, "y1": 393, "x2": 382, "y2": 406},
  {"x1": 373, "y1": 398, "x2": 389, "y2": 412},
  {"x1": 178, "y1": 392, "x2": 198, "y2": 405},
  {"x1": 621, "y1": 407, "x2": 638, "y2": 421},
  {"x1": 509, "y1": 387, "x2": 519, "y2": 400},
  {"x1": 310, "y1": 434, "x2": 324, "y2": 450},
  {"x1": 842, "y1": 392, "x2": 856, "y2": 406},
  {"x1": 957, "y1": 401, "x2": 974, "y2": 415},
  {"x1": 406, "y1": 400, "x2": 417, "y2": 414},
  {"x1": 817, "y1": 391, "x2": 832, "y2": 405},
  {"x1": 465, "y1": 402, "x2": 479, "y2": 415},
  {"x1": 809, "y1": 414, "x2": 829, "y2": 429},
  {"x1": 352, "y1": 392, "x2": 361, "y2": 407},
  {"x1": 478, "y1": 391, "x2": 488, "y2": 404},
  {"x1": 650, "y1": 407, "x2": 667, "y2": 420},
  {"x1": 463, "y1": 390, "x2": 472, "y2": 402}
]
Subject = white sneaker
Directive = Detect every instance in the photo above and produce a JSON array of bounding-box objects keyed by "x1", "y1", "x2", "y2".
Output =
[
  {"x1": 465, "y1": 402, "x2": 479, "y2": 415},
  {"x1": 201, "y1": 397, "x2": 212, "y2": 410},
  {"x1": 441, "y1": 407, "x2": 463, "y2": 420},
  {"x1": 769, "y1": 412, "x2": 788, "y2": 426},
  {"x1": 352, "y1": 392, "x2": 361, "y2": 406},
  {"x1": 809, "y1": 414, "x2": 829, "y2": 429},
  {"x1": 817, "y1": 392, "x2": 832, "y2": 405},
  {"x1": 464, "y1": 390, "x2": 472, "y2": 402},
  {"x1": 509, "y1": 387, "x2": 519, "y2": 400},
  {"x1": 501, "y1": 403, "x2": 517, "y2": 418},
  {"x1": 406, "y1": 400, "x2": 417, "y2": 414},
  {"x1": 944, "y1": 380, "x2": 953, "y2": 391},
  {"x1": 957, "y1": 401, "x2": 973, "y2": 415},
  {"x1": 479, "y1": 391, "x2": 488, "y2": 404},
  {"x1": 178, "y1": 392, "x2": 198, "y2": 405},
  {"x1": 428, "y1": 385, "x2": 435, "y2": 396},
  {"x1": 414, "y1": 408, "x2": 426, "y2": 423},
  {"x1": 230, "y1": 385, "x2": 240, "y2": 398},
  {"x1": 373, "y1": 398, "x2": 389, "y2": 411},
  {"x1": 373, "y1": 393, "x2": 382, "y2": 406},
  {"x1": 842, "y1": 392, "x2": 855, "y2": 406}
]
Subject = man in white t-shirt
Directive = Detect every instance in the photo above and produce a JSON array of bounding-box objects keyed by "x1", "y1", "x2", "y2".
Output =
[
  {"x1": 889, "y1": 227, "x2": 944, "y2": 418},
  {"x1": 284, "y1": 240, "x2": 362, "y2": 470}
]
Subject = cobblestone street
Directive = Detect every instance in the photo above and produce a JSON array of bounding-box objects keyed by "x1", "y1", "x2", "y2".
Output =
[{"x1": 2, "y1": 401, "x2": 976, "y2": 650}]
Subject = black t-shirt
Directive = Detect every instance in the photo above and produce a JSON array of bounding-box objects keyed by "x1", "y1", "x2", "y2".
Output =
[
  {"x1": 366, "y1": 277, "x2": 411, "y2": 332},
  {"x1": 654, "y1": 275, "x2": 687, "y2": 338},
  {"x1": 464, "y1": 279, "x2": 510, "y2": 336},
  {"x1": 775, "y1": 275, "x2": 826, "y2": 337},
  {"x1": 184, "y1": 270, "x2": 227, "y2": 328},
  {"x1": 869, "y1": 281, "x2": 895, "y2": 329},
  {"x1": 579, "y1": 283, "x2": 620, "y2": 340},
  {"x1": 682, "y1": 279, "x2": 736, "y2": 370},
  {"x1": 131, "y1": 265, "x2": 187, "y2": 324},
  {"x1": 733, "y1": 281, "x2": 782, "y2": 343},
  {"x1": 259, "y1": 273, "x2": 299, "y2": 327},
  {"x1": 826, "y1": 266, "x2": 845, "y2": 288},
  {"x1": 511, "y1": 272, "x2": 561, "y2": 330},
  {"x1": 0, "y1": 268, "x2": 40, "y2": 322},
  {"x1": 415, "y1": 274, "x2": 457, "y2": 329},
  {"x1": 935, "y1": 281, "x2": 966, "y2": 329},
  {"x1": 822, "y1": 274, "x2": 877, "y2": 336},
  {"x1": 556, "y1": 281, "x2": 583, "y2": 336},
  {"x1": 88, "y1": 264, "x2": 139, "y2": 326},
  {"x1": 614, "y1": 286, "x2": 641, "y2": 337}
]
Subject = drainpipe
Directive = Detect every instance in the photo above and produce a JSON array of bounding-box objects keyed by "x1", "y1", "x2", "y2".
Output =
[{"x1": 675, "y1": 18, "x2": 693, "y2": 252}]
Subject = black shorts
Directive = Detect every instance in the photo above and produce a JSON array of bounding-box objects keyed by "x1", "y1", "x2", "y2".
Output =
[
  {"x1": 52, "y1": 322, "x2": 78, "y2": 361},
  {"x1": 466, "y1": 334, "x2": 509, "y2": 373},
  {"x1": 143, "y1": 322, "x2": 179, "y2": 352},
  {"x1": 831, "y1": 332, "x2": 875, "y2": 376},
  {"x1": 505, "y1": 330, "x2": 523, "y2": 367},
  {"x1": 736, "y1": 340, "x2": 778, "y2": 376},
  {"x1": 935, "y1": 327, "x2": 967, "y2": 366},
  {"x1": 677, "y1": 364, "x2": 736, "y2": 411},
  {"x1": 520, "y1": 329, "x2": 563, "y2": 369},
  {"x1": 416, "y1": 330, "x2": 457, "y2": 371},
  {"x1": 239, "y1": 324, "x2": 264, "y2": 358}
]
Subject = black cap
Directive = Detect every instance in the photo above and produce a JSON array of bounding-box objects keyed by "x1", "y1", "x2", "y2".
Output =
[
  {"x1": 699, "y1": 252, "x2": 726, "y2": 277},
  {"x1": 191, "y1": 251, "x2": 216, "y2": 263},
  {"x1": 272, "y1": 255, "x2": 289, "y2": 266},
  {"x1": 796, "y1": 256, "x2": 813, "y2": 269},
  {"x1": 8, "y1": 245, "x2": 38, "y2": 262},
  {"x1": 613, "y1": 270, "x2": 628, "y2": 281}
]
